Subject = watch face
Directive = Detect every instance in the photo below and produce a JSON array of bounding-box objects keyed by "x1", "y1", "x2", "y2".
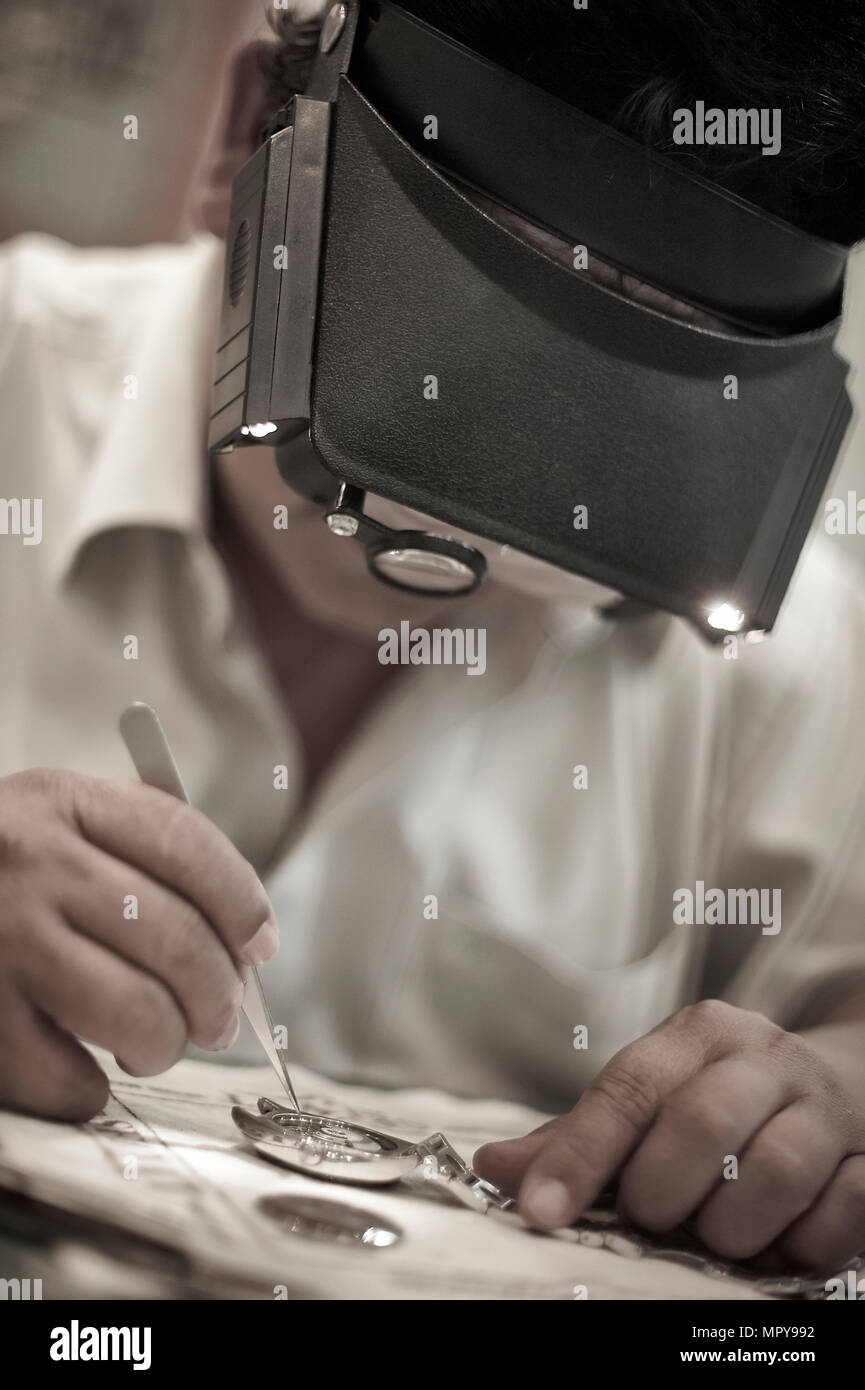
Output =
[{"x1": 231, "y1": 1105, "x2": 417, "y2": 1185}]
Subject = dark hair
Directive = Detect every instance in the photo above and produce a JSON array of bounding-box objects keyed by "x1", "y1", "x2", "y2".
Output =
[{"x1": 268, "y1": 0, "x2": 865, "y2": 244}]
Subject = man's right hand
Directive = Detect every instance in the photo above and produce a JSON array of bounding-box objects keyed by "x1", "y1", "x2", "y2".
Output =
[{"x1": 0, "y1": 769, "x2": 279, "y2": 1120}]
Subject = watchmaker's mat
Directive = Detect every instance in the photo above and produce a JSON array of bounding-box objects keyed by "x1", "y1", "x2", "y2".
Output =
[{"x1": 0, "y1": 1051, "x2": 789, "y2": 1300}]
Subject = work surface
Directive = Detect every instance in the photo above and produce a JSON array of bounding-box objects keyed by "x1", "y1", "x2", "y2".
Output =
[{"x1": 0, "y1": 1053, "x2": 793, "y2": 1300}]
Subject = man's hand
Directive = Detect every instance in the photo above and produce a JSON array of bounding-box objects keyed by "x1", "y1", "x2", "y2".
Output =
[
  {"x1": 474, "y1": 999, "x2": 865, "y2": 1270},
  {"x1": 0, "y1": 769, "x2": 279, "y2": 1122}
]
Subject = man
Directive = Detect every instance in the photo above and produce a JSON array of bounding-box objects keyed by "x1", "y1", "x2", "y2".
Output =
[{"x1": 0, "y1": 0, "x2": 864, "y2": 1272}]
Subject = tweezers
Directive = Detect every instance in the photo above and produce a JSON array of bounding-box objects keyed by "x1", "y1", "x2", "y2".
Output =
[{"x1": 118, "y1": 701, "x2": 301, "y2": 1112}]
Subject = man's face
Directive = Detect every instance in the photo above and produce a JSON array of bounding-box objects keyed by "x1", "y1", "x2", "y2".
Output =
[
  {"x1": 363, "y1": 492, "x2": 621, "y2": 607},
  {"x1": 217, "y1": 450, "x2": 619, "y2": 640}
]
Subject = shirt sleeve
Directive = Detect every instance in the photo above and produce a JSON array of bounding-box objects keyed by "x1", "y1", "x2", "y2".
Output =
[{"x1": 702, "y1": 540, "x2": 865, "y2": 1030}]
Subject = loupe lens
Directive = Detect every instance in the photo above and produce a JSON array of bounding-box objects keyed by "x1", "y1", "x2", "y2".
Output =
[
  {"x1": 372, "y1": 547, "x2": 475, "y2": 591},
  {"x1": 369, "y1": 541, "x2": 485, "y2": 595}
]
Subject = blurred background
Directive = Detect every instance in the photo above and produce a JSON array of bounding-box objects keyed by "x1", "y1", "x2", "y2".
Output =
[
  {"x1": 0, "y1": 0, "x2": 862, "y2": 568},
  {"x1": 0, "y1": 0, "x2": 267, "y2": 245}
]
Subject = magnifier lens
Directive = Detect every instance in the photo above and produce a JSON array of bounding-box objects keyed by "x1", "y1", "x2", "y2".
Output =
[{"x1": 371, "y1": 546, "x2": 478, "y2": 593}]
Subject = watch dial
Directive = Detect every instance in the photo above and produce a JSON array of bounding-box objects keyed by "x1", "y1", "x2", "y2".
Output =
[
  {"x1": 231, "y1": 1103, "x2": 418, "y2": 1183},
  {"x1": 270, "y1": 1113, "x2": 391, "y2": 1158}
]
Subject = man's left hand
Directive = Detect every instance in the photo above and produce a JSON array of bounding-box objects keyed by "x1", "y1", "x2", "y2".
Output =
[{"x1": 473, "y1": 999, "x2": 865, "y2": 1270}]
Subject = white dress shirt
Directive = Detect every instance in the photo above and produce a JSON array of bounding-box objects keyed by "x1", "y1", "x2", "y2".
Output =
[{"x1": 1, "y1": 231, "x2": 864, "y2": 1111}]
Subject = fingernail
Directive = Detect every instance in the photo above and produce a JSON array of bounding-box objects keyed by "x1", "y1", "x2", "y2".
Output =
[
  {"x1": 244, "y1": 920, "x2": 279, "y2": 965},
  {"x1": 212, "y1": 1016, "x2": 240, "y2": 1051},
  {"x1": 523, "y1": 1179, "x2": 572, "y2": 1229}
]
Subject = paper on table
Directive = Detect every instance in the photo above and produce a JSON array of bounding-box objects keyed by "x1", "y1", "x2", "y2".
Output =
[{"x1": 0, "y1": 1051, "x2": 772, "y2": 1301}]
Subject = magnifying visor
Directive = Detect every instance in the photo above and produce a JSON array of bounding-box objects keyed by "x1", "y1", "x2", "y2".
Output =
[{"x1": 208, "y1": 1, "x2": 854, "y2": 641}]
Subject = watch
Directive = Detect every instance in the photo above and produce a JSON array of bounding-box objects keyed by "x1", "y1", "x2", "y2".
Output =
[{"x1": 231, "y1": 1097, "x2": 515, "y2": 1215}]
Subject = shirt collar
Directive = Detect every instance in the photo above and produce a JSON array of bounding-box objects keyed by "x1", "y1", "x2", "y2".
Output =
[{"x1": 33, "y1": 233, "x2": 224, "y2": 588}]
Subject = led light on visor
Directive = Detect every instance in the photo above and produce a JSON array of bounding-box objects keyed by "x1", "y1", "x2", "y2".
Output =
[
  {"x1": 241, "y1": 423, "x2": 278, "y2": 439},
  {"x1": 707, "y1": 604, "x2": 746, "y2": 633}
]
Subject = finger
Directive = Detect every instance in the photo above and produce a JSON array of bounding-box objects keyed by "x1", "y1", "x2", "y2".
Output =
[
  {"x1": 695, "y1": 1102, "x2": 843, "y2": 1260},
  {"x1": 69, "y1": 778, "x2": 277, "y2": 964},
  {"x1": 18, "y1": 913, "x2": 189, "y2": 1076},
  {"x1": 777, "y1": 1154, "x2": 865, "y2": 1272},
  {"x1": 0, "y1": 986, "x2": 109, "y2": 1121},
  {"x1": 617, "y1": 1056, "x2": 791, "y2": 1231},
  {"x1": 58, "y1": 838, "x2": 244, "y2": 1050},
  {"x1": 518, "y1": 1002, "x2": 735, "y2": 1229},
  {"x1": 473, "y1": 1117, "x2": 566, "y2": 1192}
]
